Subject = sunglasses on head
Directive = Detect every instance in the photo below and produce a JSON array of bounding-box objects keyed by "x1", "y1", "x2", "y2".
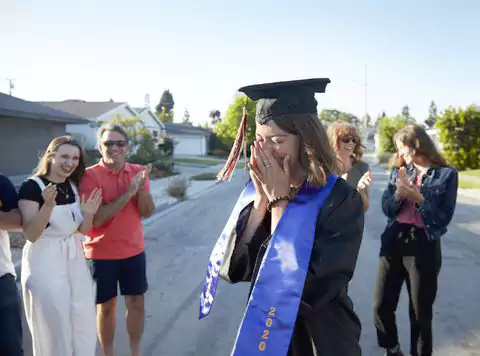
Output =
[
  {"x1": 102, "y1": 140, "x2": 127, "y2": 147},
  {"x1": 341, "y1": 136, "x2": 357, "y2": 144}
]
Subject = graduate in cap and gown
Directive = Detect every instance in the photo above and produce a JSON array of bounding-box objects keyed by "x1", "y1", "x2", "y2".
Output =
[{"x1": 199, "y1": 78, "x2": 365, "y2": 356}]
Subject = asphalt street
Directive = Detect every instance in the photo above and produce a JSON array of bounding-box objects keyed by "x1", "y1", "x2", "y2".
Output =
[{"x1": 19, "y1": 164, "x2": 480, "y2": 356}]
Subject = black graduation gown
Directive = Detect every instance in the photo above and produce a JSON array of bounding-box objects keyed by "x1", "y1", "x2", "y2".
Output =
[{"x1": 227, "y1": 178, "x2": 364, "y2": 356}]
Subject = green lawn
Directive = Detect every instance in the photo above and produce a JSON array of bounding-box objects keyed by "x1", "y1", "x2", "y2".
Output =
[
  {"x1": 175, "y1": 157, "x2": 224, "y2": 166},
  {"x1": 459, "y1": 179, "x2": 480, "y2": 190},
  {"x1": 190, "y1": 172, "x2": 218, "y2": 181},
  {"x1": 460, "y1": 169, "x2": 480, "y2": 178}
]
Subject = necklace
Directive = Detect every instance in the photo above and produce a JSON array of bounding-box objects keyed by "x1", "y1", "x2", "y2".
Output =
[{"x1": 55, "y1": 183, "x2": 70, "y2": 200}]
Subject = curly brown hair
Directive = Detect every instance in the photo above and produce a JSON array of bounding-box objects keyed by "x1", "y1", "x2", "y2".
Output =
[{"x1": 327, "y1": 121, "x2": 365, "y2": 165}]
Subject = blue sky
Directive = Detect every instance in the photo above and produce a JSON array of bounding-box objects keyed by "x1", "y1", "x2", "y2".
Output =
[{"x1": 1, "y1": 0, "x2": 478, "y2": 125}]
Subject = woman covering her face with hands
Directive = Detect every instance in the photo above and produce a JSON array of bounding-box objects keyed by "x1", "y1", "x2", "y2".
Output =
[
  {"x1": 373, "y1": 125, "x2": 458, "y2": 356},
  {"x1": 18, "y1": 135, "x2": 102, "y2": 356},
  {"x1": 200, "y1": 79, "x2": 365, "y2": 356}
]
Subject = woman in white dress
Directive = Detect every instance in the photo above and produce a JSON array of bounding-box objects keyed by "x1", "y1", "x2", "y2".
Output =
[{"x1": 18, "y1": 135, "x2": 102, "y2": 356}]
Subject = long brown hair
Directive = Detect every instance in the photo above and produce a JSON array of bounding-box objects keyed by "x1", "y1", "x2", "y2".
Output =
[
  {"x1": 273, "y1": 113, "x2": 340, "y2": 186},
  {"x1": 327, "y1": 121, "x2": 365, "y2": 164},
  {"x1": 33, "y1": 135, "x2": 86, "y2": 185},
  {"x1": 392, "y1": 124, "x2": 446, "y2": 168}
]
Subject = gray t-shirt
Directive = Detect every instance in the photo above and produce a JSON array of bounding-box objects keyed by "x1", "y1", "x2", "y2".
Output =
[{"x1": 345, "y1": 161, "x2": 370, "y2": 189}]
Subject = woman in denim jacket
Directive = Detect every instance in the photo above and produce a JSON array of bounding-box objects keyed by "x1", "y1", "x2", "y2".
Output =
[{"x1": 373, "y1": 125, "x2": 458, "y2": 356}]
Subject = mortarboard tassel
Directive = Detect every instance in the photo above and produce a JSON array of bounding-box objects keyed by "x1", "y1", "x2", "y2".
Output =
[{"x1": 216, "y1": 102, "x2": 248, "y2": 181}]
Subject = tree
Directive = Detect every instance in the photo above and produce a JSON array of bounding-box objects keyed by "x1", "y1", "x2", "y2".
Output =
[
  {"x1": 157, "y1": 107, "x2": 174, "y2": 123},
  {"x1": 182, "y1": 109, "x2": 192, "y2": 125},
  {"x1": 109, "y1": 115, "x2": 160, "y2": 164},
  {"x1": 364, "y1": 114, "x2": 372, "y2": 127},
  {"x1": 401, "y1": 105, "x2": 416, "y2": 124},
  {"x1": 376, "y1": 114, "x2": 409, "y2": 153},
  {"x1": 319, "y1": 109, "x2": 360, "y2": 126},
  {"x1": 436, "y1": 105, "x2": 480, "y2": 170},
  {"x1": 209, "y1": 109, "x2": 222, "y2": 127},
  {"x1": 156, "y1": 89, "x2": 175, "y2": 115},
  {"x1": 214, "y1": 96, "x2": 257, "y2": 147},
  {"x1": 425, "y1": 100, "x2": 438, "y2": 128}
]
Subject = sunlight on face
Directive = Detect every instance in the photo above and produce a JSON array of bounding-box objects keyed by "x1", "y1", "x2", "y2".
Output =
[
  {"x1": 255, "y1": 121, "x2": 299, "y2": 166},
  {"x1": 99, "y1": 130, "x2": 129, "y2": 164},
  {"x1": 50, "y1": 144, "x2": 80, "y2": 178},
  {"x1": 338, "y1": 135, "x2": 357, "y2": 157},
  {"x1": 396, "y1": 139, "x2": 415, "y2": 165}
]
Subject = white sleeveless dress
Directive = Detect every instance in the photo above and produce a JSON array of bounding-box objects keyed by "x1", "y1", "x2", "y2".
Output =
[{"x1": 21, "y1": 177, "x2": 97, "y2": 356}]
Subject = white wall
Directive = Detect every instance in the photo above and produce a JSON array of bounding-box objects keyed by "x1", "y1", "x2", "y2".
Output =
[
  {"x1": 173, "y1": 135, "x2": 207, "y2": 156},
  {"x1": 138, "y1": 110, "x2": 166, "y2": 139},
  {"x1": 66, "y1": 105, "x2": 139, "y2": 150},
  {"x1": 66, "y1": 123, "x2": 97, "y2": 149}
]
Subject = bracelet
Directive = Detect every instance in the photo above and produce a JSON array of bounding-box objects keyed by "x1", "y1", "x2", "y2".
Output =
[{"x1": 267, "y1": 195, "x2": 291, "y2": 211}]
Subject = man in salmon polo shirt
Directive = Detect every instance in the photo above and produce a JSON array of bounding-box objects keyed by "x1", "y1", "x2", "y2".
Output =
[{"x1": 79, "y1": 123, "x2": 155, "y2": 356}]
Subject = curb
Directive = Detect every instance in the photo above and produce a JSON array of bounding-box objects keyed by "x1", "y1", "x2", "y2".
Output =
[{"x1": 13, "y1": 179, "x2": 224, "y2": 281}]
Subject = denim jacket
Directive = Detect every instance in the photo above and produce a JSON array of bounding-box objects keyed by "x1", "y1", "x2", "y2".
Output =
[{"x1": 381, "y1": 164, "x2": 458, "y2": 240}]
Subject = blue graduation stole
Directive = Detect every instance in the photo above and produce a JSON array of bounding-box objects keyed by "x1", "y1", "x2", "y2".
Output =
[{"x1": 199, "y1": 174, "x2": 338, "y2": 356}]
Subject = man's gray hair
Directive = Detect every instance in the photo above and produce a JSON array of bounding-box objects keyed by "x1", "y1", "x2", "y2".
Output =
[{"x1": 97, "y1": 123, "x2": 129, "y2": 143}]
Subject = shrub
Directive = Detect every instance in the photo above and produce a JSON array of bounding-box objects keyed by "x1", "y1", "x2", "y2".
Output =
[
  {"x1": 166, "y1": 176, "x2": 190, "y2": 200},
  {"x1": 190, "y1": 172, "x2": 217, "y2": 181},
  {"x1": 377, "y1": 152, "x2": 394, "y2": 164},
  {"x1": 436, "y1": 105, "x2": 480, "y2": 170},
  {"x1": 376, "y1": 115, "x2": 409, "y2": 153}
]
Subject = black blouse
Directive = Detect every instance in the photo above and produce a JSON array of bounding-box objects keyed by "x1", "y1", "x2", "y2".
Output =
[
  {"x1": 18, "y1": 176, "x2": 75, "y2": 208},
  {"x1": 228, "y1": 178, "x2": 365, "y2": 356}
]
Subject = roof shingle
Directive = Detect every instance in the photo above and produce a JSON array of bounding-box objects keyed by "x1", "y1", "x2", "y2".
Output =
[
  {"x1": 37, "y1": 99, "x2": 125, "y2": 118},
  {"x1": 0, "y1": 93, "x2": 90, "y2": 124}
]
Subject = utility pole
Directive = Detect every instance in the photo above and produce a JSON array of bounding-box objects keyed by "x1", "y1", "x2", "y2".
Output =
[
  {"x1": 7, "y1": 78, "x2": 15, "y2": 95},
  {"x1": 364, "y1": 64, "x2": 368, "y2": 128}
]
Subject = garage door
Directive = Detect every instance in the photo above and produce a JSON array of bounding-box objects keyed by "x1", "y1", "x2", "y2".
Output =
[
  {"x1": 0, "y1": 117, "x2": 65, "y2": 176},
  {"x1": 174, "y1": 135, "x2": 205, "y2": 156}
]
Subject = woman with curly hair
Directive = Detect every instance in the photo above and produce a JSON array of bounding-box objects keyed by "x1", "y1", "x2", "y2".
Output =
[{"x1": 327, "y1": 122, "x2": 372, "y2": 211}]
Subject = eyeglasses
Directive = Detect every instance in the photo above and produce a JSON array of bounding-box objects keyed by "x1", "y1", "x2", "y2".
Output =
[
  {"x1": 102, "y1": 140, "x2": 127, "y2": 147},
  {"x1": 341, "y1": 137, "x2": 357, "y2": 144}
]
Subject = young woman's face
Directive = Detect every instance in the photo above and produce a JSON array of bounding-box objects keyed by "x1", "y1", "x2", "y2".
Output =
[
  {"x1": 338, "y1": 134, "x2": 357, "y2": 158},
  {"x1": 396, "y1": 140, "x2": 415, "y2": 165},
  {"x1": 50, "y1": 144, "x2": 81, "y2": 179},
  {"x1": 255, "y1": 121, "x2": 300, "y2": 168}
]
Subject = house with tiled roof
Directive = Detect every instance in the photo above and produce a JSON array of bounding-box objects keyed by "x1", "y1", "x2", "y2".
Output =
[
  {"x1": 0, "y1": 92, "x2": 89, "y2": 179},
  {"x1": 38, "y1": 100, "x2": 165, "y2": 149}
]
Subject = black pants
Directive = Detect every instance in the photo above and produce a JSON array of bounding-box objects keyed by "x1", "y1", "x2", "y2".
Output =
[
  {"x1": 373, "y1": 223, "x2": 441, "y2": 356},
  {"x1": 0, "y1": 273, "x2": 24, "y2": 356}
]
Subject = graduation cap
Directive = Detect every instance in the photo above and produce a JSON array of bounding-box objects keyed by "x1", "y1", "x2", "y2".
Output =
[{"x1": 216, "y1": 78, "x2": 331, "y2": 181}]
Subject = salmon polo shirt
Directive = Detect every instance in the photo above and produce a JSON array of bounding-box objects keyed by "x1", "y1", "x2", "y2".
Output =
[{"x1": 79, "y1": 160, "x2": 151, "y2": 260}]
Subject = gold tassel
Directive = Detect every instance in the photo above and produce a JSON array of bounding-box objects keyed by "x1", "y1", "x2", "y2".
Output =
[{"x1": 216, "y1": 104, "x2": 248, "y2": 181}]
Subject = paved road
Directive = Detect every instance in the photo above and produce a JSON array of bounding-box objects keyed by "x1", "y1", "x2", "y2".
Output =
[{"x1": 20, "y1": 164, "x2": 480, "y2": 355}]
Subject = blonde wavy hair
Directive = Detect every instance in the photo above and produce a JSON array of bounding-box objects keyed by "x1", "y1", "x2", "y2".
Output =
[{"x1": 327, "y1": 121, "x2": 365, "y2": 165}]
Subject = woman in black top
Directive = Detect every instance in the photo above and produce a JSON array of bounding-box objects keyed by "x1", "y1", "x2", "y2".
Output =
[{"x1": 18, "y1": 135, "x2": 102, "y2": 356}]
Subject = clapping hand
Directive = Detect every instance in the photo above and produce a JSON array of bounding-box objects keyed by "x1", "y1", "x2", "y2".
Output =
[
  {"x1": 42, "y1": 183, "x2": 57, "y2": 207},
  {"x1": 80, "y1": 188, "x2": 102, "y2": 215},
  {"x1": 395, "y1": 167, "x2": 415, "y2": 200},
  {"x1": 357, "y1": 170, "x2": 373, "y2": 191}
]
